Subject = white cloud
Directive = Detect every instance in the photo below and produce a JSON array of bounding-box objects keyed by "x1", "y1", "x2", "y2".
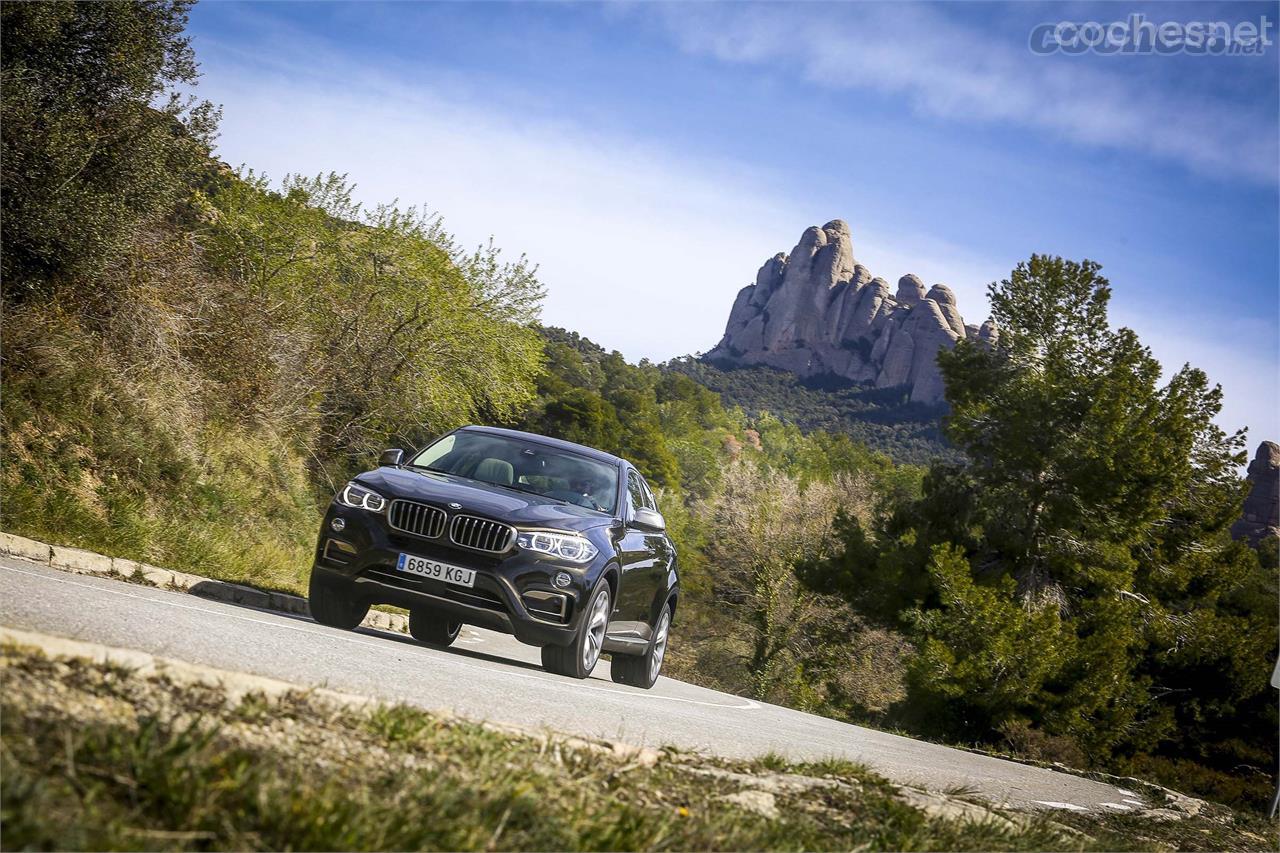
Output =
[
  {"x1": 654, "y1": 3, "x2": 1279, "y2": 185},
  {"x1": 195, "y1": 27, "x2": 1276, "y2": 445},
  {"x1": 199, "y1": 56, "x2": 797, "y2": 361},
  {"x1": 200, "y1": 43, "x2": 1014, "y2": 364}
]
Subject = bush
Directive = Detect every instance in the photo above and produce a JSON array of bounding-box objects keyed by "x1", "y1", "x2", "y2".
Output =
[
  {"x1": 997, "y1": 719, "x2": 1088, "y2": 769},
  {"x1": 1, "y1": 0, "x2": 217, "y2": 291}
]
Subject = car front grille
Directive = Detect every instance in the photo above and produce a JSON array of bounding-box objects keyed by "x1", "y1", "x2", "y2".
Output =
[
  {"x1": 449, "y1": 514, "x2": 515, "y2": 553},
  {"x1": 388, "y1": 500, "x2": 446, "y2": 539}
]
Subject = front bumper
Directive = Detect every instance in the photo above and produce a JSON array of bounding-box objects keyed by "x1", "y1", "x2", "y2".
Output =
[{"x1": 312, "y1": 503, "x2": 601, "y2": 648}]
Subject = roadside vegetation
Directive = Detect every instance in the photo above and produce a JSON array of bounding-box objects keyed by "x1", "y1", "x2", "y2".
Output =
[
  {"x1": 1, "y1": 2, "x2": 543, "y2": 594},
  {"x1": 4, "y1": 643, "x2": 1275, "y2": 852},
  {"x1": 799, "y1": 257, "x2": 1278, "y2": 812},
  {"x1": 1, "y1": 0, "x2": 1275, "y2": 830}
]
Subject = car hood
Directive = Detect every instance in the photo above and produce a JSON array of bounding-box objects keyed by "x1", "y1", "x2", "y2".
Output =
[{"x1": 353, "y1": 466, "x2": 615, "y2": 532}]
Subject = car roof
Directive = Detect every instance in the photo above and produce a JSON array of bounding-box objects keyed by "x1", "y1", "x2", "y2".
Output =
[{"x1": 457, "y1": 425, "x2": 626, "y2": 467}]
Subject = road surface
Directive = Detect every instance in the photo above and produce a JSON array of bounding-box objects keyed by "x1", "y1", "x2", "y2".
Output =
[{"x1": 0, "y1": 556, "x2": 1145, "y2": 813}]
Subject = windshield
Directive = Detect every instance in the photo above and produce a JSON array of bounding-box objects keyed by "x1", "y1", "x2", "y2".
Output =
[{"x1": 409, "y1": 431, "x2": 619, "y2": 514}]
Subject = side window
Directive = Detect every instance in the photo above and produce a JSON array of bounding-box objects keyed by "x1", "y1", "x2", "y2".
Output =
[
  {"x1": 638, "y1": 475, "x2": 659, "y2": 513},
  {"x1": 626, "y1": 470, "x2": 650, "y2": 515}
]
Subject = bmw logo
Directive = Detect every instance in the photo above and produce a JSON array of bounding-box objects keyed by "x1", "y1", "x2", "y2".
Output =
[{"x1": 448, "y1": 502, "x2": 462, "y2": 510}]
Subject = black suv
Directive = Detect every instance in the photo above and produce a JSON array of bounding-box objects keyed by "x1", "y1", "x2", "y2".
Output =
[{"x1": 309, "y1": 426, "x2": 677, "y2": 687}]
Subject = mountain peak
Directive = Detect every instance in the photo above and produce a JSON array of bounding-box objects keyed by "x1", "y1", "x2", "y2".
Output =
[
  {"x1": 1232, "y1": 441, "x2": 1280, "y2": 544},
  {"x1": 706, "y1": 221, "x2": 990, "y2": 404}
]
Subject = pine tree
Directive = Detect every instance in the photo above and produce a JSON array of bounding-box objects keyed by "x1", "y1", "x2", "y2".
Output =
[{"x1": 821, "y1": 255, "x2": 1275, "y2": 774}]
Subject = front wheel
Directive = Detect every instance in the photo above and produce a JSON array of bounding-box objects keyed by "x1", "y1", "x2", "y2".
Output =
[
  {"x1": 610, "y1": 603, "x2": 670, "y2": 689},
  {"x1": 409, "y1": 608, "x2": 461, "y2": 647},
  {"x1": 542, "y1": 580, "x2": 610, "y2": 679},
  {"x1": 308, "y1": 571, "x2": 369, "y2": 630}
]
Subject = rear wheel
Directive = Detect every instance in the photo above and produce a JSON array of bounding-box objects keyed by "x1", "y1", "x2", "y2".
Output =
[
  {"x1": 542, "y1": 580, "x2": 610, "y2": 679},
  {"x1": 308, "y1": 571, "x2": 369, "y2": 630},
  {"x1": 610, "y1": 603, "x2": 670, "y2": 689},
  {"x1": 409, "y1": 608, "x2": 461, "y2": 647}
]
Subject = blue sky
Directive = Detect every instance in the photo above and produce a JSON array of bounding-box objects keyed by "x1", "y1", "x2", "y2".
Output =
[{"x1": 188, "y1": 1, "x2": 1278, "y2": 445}]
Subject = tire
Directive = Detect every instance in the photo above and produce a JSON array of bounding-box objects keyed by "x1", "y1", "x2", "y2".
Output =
[
  {"x1": 308, "y1": 571, "x2": 369, "y2": 630},
  {"x1": 541, "y1": 580, "x2": 611, "y2": 679},
  {"x1": 610, "y1": 603, "x2": 671, "y2": 689},
  {"x1": 409, "y1": 608, "x2": 461, "y2": 647}
]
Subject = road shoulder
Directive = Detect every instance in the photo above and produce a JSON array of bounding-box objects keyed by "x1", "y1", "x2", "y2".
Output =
[{"x1": 7, "y1": 628, "x2": 1270, "y2": 852}]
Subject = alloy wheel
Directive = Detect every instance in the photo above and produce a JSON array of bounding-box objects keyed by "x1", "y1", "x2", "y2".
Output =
[
  {"x1": 582, "y1": 587, "x2": 610, "y2": 671},
  {"x1": 648, "y1": 608, "x2": 669, "y2": 683}
]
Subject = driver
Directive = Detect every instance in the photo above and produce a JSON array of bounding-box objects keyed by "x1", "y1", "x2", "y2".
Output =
[{"x1": 569, "y1": 473, "x2": 607, "y2": 510}]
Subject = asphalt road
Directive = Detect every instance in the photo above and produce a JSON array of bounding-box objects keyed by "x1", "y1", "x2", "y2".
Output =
[{"x1": 0, "y1": 557, "x2": 1147, "y2": 813}]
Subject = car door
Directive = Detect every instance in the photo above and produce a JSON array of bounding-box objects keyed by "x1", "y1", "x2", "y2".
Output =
[
  {"x1": 612, "y1": 469, "x2": 661, "y2": 634},
  {"x1": 636, "y1": 472, "x2": 673, "y2": 616}
]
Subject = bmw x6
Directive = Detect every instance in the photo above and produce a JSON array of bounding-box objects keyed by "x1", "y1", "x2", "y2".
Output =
[{"x1": 308, "y1": 426, "x2": 677, "y2": 687}]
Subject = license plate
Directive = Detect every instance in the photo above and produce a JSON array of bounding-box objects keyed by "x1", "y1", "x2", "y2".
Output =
[{"x1": 395, "y1": 553, "x2": 476, "y2": 588}]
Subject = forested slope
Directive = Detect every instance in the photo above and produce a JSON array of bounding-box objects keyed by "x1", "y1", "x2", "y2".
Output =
[{"x1": 670, "y1": 358, "x2": 960, "y2": 466}]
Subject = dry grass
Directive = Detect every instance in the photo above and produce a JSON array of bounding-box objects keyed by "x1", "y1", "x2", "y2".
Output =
[{"x1": 3, "y1": 644, "x2": 1275, "y2": 852}]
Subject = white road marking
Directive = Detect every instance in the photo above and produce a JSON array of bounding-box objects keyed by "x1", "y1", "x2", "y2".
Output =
[
  {"x1": 1115, "y1": 788, "x2": 1140, "y2": 797},
  {"x1": 1100, "y1": 802, "x2": 1132, "y2": 811},
  {"x1": 0, "y1": 564, "x2": 759, "y2": 710},
  {"x1": 1034, "y1": 801, "x2": 1089, "y2": 811},
  {"x1": 1122, "y1": 798, "x2": 1144, "y2": 806}
]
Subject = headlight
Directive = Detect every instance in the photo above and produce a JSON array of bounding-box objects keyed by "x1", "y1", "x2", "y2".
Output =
[
  {"x1": 516, "y1": 530, "x2": 598, "y2": 564},
  {"x1": 337, "y1": 481, "x2": 387, "y2": 512}
]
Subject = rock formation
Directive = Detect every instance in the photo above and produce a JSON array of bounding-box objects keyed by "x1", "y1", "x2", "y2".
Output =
[
  {"x1": 706, "y1": 220, "x2": 991, "y2": 403},
  {"x1": 1231, "y1": 441, "x2": 1280, "y2": 545}
]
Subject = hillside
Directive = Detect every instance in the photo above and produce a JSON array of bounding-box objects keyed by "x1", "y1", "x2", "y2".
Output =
[{"x1": 668, "y1": 358, "x2": 959, "y2": 466}]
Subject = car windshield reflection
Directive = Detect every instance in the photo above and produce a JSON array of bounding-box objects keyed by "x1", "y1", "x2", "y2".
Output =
[{"x1": 409, "y1": 432, "x2": 618, "y2": 514}]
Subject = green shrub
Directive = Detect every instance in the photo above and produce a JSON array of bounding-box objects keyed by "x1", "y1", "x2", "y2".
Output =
[{"x1": 1, "y1": 0, "x2": 217, "y2": 292}]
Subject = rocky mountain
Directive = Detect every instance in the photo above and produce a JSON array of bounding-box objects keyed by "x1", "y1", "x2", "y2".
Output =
[
  {"x1": 1231, "y1": 441, "x2": 1279, "y2": 545},
  {"x1": 706, "y1": 220, "x2": 993, "y2": 404}
]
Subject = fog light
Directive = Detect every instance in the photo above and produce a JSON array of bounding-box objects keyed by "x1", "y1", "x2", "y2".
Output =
[
  {"x1": 553, "y1": 571, "x2": 571, "y2": 588},
  {"x1": 330, "y1": 517, "x2": 346, "y2": 532}
]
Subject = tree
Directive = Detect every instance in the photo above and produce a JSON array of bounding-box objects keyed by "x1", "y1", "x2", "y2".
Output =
[
  {"x1": 609, "y1": 388, "x2": 680, "y2": 488},
  {"x1": 1, "y1": 0, "x2": 218, "y2": 291},
  {"x1": 938, "y1": 257, "x2": 1242, "y2": 600},
  {"x1": 697, "y1": 461, "x2": 849, "y2": 703},
  {"x1": 535, "y1": 388, "x2": 623, "y2": 451},
  {"x1": 821, "y1": 255, "x2": 1275, "y2": 772},
  {"x1": 904, "y1": 545, "x2": 1073, "y2": 740},
  {"x1": 928, "y1": 257, "x2": 1267, "y2": 753},
  {"x1": 196, "y1": 171, "x2": 546, "y2": 483}
]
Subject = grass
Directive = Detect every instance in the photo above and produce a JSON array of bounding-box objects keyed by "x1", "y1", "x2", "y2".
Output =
[
  {"x1": 1, "y1": 443, "x2": 318, "y2": 599},
  {"x1": 0, "y1": 325, "x2": 321, "y2": 598},
  {"x1": 2, "y1": 643, "x2": 1276, "y2": 852}
]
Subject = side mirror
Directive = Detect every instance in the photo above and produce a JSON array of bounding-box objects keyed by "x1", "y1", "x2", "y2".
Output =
[
  {"x1": 632, "y1": 507, "x2": 666, "y2": 532},
  {"x1": 379, "y1": 448, "x2": 404, "y2": 467}
]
